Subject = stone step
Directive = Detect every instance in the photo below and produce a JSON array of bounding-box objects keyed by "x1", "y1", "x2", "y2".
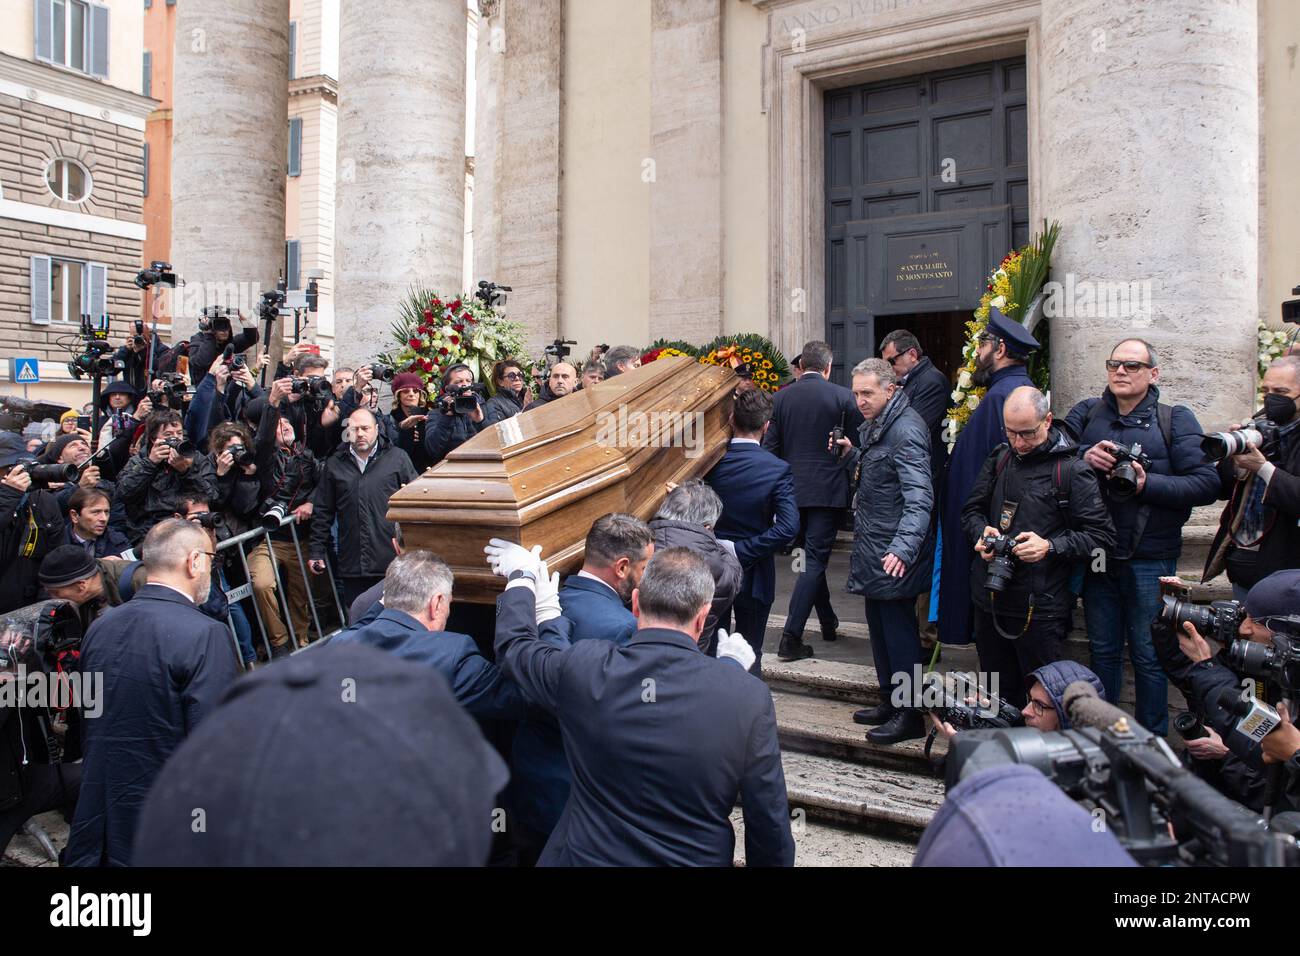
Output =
[
  {"x1": 771, "y1": 688, "x2": 945, "y2": 773},
  {"x1": 781, "y1": 750, "x2": 943, "y2": 838},
  {"x1": 731, "y1": 808, "x2": 920, "y2": 867},
  {"x1": 765, "y1": 657, "x2": 879, "y2": 705}
]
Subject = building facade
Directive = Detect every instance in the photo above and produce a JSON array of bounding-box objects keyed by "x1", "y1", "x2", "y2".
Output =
[{"x1": 0, "y1": 0, "x2": 151, "y2": 406}]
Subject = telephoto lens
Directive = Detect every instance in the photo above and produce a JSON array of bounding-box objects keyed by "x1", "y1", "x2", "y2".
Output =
[
  {"x1": 16, "y1": 459, "x2": 78, "y2": 488},
  {"x1": 163, "y1": 438, "x2": 196, "y2": 457},
  {"x1": 261, "y1": 504, "x2": 289, "y2": 531},
  {"x1": 1172, "y1": 710, "x2": 1209, "y2": 741},
  {"x1": 368, "y1": 364, "x2": 394, "y2": 383}
]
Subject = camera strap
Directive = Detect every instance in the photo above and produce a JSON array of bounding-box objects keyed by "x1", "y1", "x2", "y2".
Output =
[
  {"x1": 1084, "y1": 400, "x2": 1174, "y2": 559},
  {"x1": 20, "y1": 501, "x2": 39, "y2": 559}
]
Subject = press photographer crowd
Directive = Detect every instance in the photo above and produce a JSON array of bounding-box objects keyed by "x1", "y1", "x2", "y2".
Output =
[{"x1": 3, "y1": 281, "x2": 1300, "y2": 868}]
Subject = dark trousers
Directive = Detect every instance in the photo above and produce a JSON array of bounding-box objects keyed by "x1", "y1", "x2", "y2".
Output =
[
  {"x1": 783, "y1": 507, "x2": 841, "y2": 640},
  {"x1": 722, "y1": 593, "x2": 773, "y2": 677},
  {"x1": 972, "y1": 606, "x2": 1067, "y2": 709},
  {"x1": 0, "y1": 762, "x2": 80, "y2": 855},
  {"x1": 864, "y1": 596, "x2": 923, "y2": 710},
  {"x1": 340, "y1": 575, "x2": 384, "y2": 611}
]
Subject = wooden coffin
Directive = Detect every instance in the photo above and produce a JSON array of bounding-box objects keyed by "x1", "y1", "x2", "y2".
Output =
[{"x1": 387, "y1": 356, "x2": 737, "y2": 603}]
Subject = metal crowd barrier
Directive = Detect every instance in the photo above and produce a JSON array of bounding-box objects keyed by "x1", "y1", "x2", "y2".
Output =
[{"x1": 213, "y1": 513, "x2": 347, "y2": 667}]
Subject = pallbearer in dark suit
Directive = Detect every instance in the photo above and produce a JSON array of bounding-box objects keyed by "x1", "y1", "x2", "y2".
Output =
[
  {"x1": 706, "y1": 387, "x2": 799, "y2": 674},
  {"x1": 936, "y1": 308, "x2": 1039, "y2": 648},
  {"x1": 762, "y1": 341, "x2": 863, "y2": 661},
  {"x1": 487, "y1": 543, "x2": 795, "y2": 867}
]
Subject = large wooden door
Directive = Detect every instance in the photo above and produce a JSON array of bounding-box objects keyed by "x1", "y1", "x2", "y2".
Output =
[{"x1": 825, "y1": 58, "x2": 1028, "y2": 387}]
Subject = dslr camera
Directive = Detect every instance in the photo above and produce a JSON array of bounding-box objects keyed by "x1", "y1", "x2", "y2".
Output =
[
  {"x1": 133, "y1": 260, "x2": 177, "y2": 290},
  {"x1": 366, "y1": 363, "x2": 394, "y2": 383},
  {"x1": 13, "y1": 458, "x2": 77, "y2": 490},
  {"x1": 290, "y1": 376, "x2": 333, "y2": 403},
  {"x1": 224, "y1": 442, "x2": 256, "y2": 468},
  {"x1": 148, "y1": 372, "x2": 188, "y2": 408},
  {"x1": 1157, "y1": 580, "x2": 1247, "y2": 644},
  {"x1": 1201, "y1": 418, "x2": 1281, "y2": 462},
  {"x1": 440, "y1": 382, "x2": 483, "y2": 416},
  {"x1": 980, "y1": 533, "x2": 1018, "y2": 593},
  {"x1": 1228, "y1": 632, "x2": 1300, "y2": 694},
  {"x1": 162, "y1": 437, "x2": 196, "y2": 458},
  {"x1": 1107, "y1": 442, "x2": 1152, "y2": 500}
]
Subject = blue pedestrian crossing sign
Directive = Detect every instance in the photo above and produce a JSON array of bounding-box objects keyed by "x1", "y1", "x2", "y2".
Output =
[{"x1": 10, "y1": 358, "x2": 40, "y2": 384}]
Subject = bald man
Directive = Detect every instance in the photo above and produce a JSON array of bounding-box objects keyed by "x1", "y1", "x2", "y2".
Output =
[
  {"x1": 534, "y1": 362, "x2": 578, "y2": 406},
  {"x1": 959, "y1": 386, "x2": 1115, "y2": 707},
  {"x1": 309, "y1": 407, "x2": 419, "y2": 607}
]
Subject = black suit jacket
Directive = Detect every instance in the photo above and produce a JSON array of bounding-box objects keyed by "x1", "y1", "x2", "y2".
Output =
[
  {"x1": 901, "y1": 355, "x2": 950, "y2": 484},
  {"x1": 762, "y1": 372, "x2": 863, "y2": 508},
  {"x1": 494, "y1": 586, "x2": 794, "y2": 867},
  {"x1": 706, "y1": 440, "x2": 799, "y2": 605}
]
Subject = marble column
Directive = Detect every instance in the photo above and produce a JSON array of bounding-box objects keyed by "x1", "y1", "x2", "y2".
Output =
[
  {"x1": 170, "y1": 0, "x2": 290, "y2": 350},
  {"x1": 334, "y1": 0, "x2": 467, "y2": 370},
  {"x1": 1038, "y1": 0, "x2": 1258, "y2": 425}
]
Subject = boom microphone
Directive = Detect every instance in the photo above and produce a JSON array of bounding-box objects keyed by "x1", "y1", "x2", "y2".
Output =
[{"x1": 1063, "y1": 680, "x2": 1136, "y2": 734}]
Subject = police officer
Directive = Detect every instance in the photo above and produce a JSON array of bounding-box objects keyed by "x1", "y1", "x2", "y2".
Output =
[{"x1": 960, "y1": 386, "x2": 1116, "y2": 707}]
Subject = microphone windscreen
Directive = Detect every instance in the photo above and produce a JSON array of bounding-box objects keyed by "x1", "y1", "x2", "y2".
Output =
[{"x1": 1063, "y1": 680, "x2": 1135, "y2": 733}]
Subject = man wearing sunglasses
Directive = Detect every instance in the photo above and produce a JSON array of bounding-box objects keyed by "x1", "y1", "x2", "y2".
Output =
[{"x1": 1063, "y1": 339, "x2": 1219, "y2": 736}]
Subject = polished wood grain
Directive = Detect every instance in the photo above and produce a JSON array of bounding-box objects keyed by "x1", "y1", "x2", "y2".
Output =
[{"x1": 387, "y1": 356, "x2": 738, "y2": 602}]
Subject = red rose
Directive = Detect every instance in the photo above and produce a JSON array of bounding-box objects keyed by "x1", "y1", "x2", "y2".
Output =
[
  {"x1": 408, "y1": 337, "x2": 421, "y2": 349},
  {"x1": 449, "y1": 335, "x2": 459, "y2": 345},
  {"x1": 450, "y1": 299, "x2": 462, "y2": 312},
  {"x1": 453, "y1": 323, "x2": 464, "y2": 333},
  {"x1": 421, "y1": 359, "x2": 434, "y2": 372},
  {"x1": 439, "y1": 347, "x2": 449, "y2": 356},
  {"x1": 423, "y1": 308, "x2": 433, "y2": 321},
  {"x1": 461, "y1": 313, "x2": 474, "y2": 324}
]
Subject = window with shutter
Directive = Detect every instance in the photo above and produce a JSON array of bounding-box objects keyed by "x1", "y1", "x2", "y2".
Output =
[
  {"x1": 143, "y1": 50, "x2": 152, "y2": 97},
  {"x1": 288, "y1": 118, "x2": 302, "y2": 177},
  {"x1": 289, "y1": 21, "x2": 297, "y2": 79},
  {"x1": 30, "y1": 256, "x2": 52, "y2": 326},
  {"x1": 285, "y1": 241, "x2": 301, "y2": 290},
  {"x1": 34, "y1": 0, "x2": 54, "y2": 63},
  {"x1": 88, "y1": 2, "x2": 109, "y2": 79}
]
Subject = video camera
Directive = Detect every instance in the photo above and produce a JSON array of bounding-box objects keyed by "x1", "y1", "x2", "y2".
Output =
[
  {"x1": 545, "y1": 339, "x2": 577, "y2": 362},
  {"x1": 1108, "y1": 442, "x2": 1152, "y2": 500},
  {"x1": 258, "y1": 278, "x2": 288, "y2": 325},
  {"x1": 12, "y1": 458, "x2": 77, "y2": 489},
  {"x1": 980, "y1": 533, "x2": 1018, "y2": 593},
  {"x1": 198, "y1": 305, "x2": 241, "y2": 336},
  {"x1": 67, "y1": 315, "x2": 123, "y2": 380},
  {"x1": 925, "y1": 671, "x2": 1025, "y2": 732},
  {"x1": 1202, "y1": 418, "x2": 1282, "y2": 462},
  {"x1": 1157, "y1": 581, "x2": 1247, "y2": 644},
  {"x1": 133, "y1": 260, "x2": 177, "y2": 290},
  {"x1": 440, "y1": 382, "x2": 484, "y2": 416},
  {"x1": 474, "y1": 279, "x2": 511, "y2": 309},
  {"x1": 945, "y1": 681, "x2": 1300, "y2": 866}
]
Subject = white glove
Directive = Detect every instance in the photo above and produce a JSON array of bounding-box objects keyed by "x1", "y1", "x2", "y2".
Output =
[
  {"x1": 535, "y1": 561, "x2": 562, "y2": 625},
  {"x1": 715, "y1": 629, "x2": 756, "y2": 672},
  {"x1": 484, "y1": 538, "x2": 543, "y2": 579}
]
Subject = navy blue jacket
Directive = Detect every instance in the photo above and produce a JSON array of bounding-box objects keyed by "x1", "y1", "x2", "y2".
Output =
[
  {"x1": 762, "y1": 372, "x2": 864, "y2": 509},
  {"x1": 509, "y1": 574, "x2": 638, "y2": 837},
  {"x1": 62, "y1": 520, "x2": 132, "y2": 559},
  {"x1": 1063, "y1": 386, "x2": 1219, "y2": 560},
  {"x1": 331, "y1": 607, "x2": 528, "y2": 722},
  {"x1": 706, "y1": 439, "x2": 800, "y2": 606},
  {"x1": 494, "y1": 585, "x2": 794, "y2": 866},
  {"x1": 938, "y1": 363, "x2": 1033, "y2": 645},
  {"x1": 65, "y1": 585, "x2": 240, "y2": 866},
  {"x1": 900, "y1": 355, "x2": 951, "y2": 485}
]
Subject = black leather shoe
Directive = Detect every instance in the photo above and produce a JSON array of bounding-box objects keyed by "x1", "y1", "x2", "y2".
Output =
[
  {"x1": 820, "y1": 618, "x2": 840, "y2": 642},
  {"x1": 776, "y1": 636, "x2": 814, "y2": 662},
  {"x1": 852, "y1": 703, "x2": 893, "y2": 726},
  {"x1": 866, "y1": 710, "x2": 925, "y2": 745}
]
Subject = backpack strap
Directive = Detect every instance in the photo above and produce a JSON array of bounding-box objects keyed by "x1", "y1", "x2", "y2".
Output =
[{"x1": 117, "y1": 560, "x2": 143, "y2": 602}]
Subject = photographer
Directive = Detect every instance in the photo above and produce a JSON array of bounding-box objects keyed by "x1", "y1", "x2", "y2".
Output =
[
  {"x1": 929, "y1": 659, "x2": 1108, "y2": 740},
  {"x1": 1064, "y1": 339, "x2": 1220, "y2": 736},
  {"x1": 388, "y1": 372, "x2": 432, "y2": 472},
  {"x1": 961, "y1": 386, "x2": 1116, "y2": 706},
  {"x1": 113, "y1": 321, "x2": 183, "y2": 393},
  {"x1": 184, "y1": 355, "x2": 258, "y2": 452},
  {"x1": 98, "y1": 380, "x2": 151, "y2": 445},
  {"x1": 186, "y1": 309, "x2": 259, "y2": 387},
  {"x1": 482, "y1": 359, "x2": 532, "y2": 426},
  {"x1": 0, "y1": 432, "x2": 67, "y2": 614},
  {"x1": 1203, "y1": 355, "x2": 1300, "y2": 598},
  {"x1": 254, "y1": 380, "x2": 331, "y2": 645},
  {"x1": 1152, "y1": 571, "x2": 1300, "y2": 811},
  {"x1": 423, "y1": 363, "x2": 484, "y2": 466},
  {"x1": 115, "y1": 409, "x2": 218, "y2": 544},
  {"x1": 276, "y1": 348, "x2": 342, "y2": 459}
]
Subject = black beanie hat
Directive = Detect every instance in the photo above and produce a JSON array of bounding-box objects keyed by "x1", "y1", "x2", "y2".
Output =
[
  {"x1": 133, "y1": 643, "x2": 509, "y2": 866},
  {"x1": 38, "y1": 545, "x2": 98, "y2": 588}
]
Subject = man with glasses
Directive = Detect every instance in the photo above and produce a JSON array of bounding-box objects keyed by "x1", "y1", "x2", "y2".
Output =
[
  {"x1": 938, "y1": 309, "x2": 1039, "y2": 649},
  {"x1": 960, "y1": 386, "x2": 1115, "y2": 707},
  {"x1": 929, "y1": 659, "x2": 1109, "y2": 740},
  {"x1": 64, "y1": 518, "x2": 240, "y2": 866},
  {"x1": 1064, "y1": 339, "x2": 1218, "y2": 735}
]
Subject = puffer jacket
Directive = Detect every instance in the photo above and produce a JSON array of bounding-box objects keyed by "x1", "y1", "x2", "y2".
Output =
[
  {"x1": 115, "y1": 443, "x2": 219, "y2": 544},
  {"x1": 961, "y1": 427, "x2": 1116, "y2": 621},
  {"x1": 309, "y1": 436, "x2": 418, "y2": 578},
  {"x1": 648, "y1": 517, "x2": 743, "y2": 655},
  {"x1": 845, "y1": 391, "x2": 934, "y2": 601}
]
